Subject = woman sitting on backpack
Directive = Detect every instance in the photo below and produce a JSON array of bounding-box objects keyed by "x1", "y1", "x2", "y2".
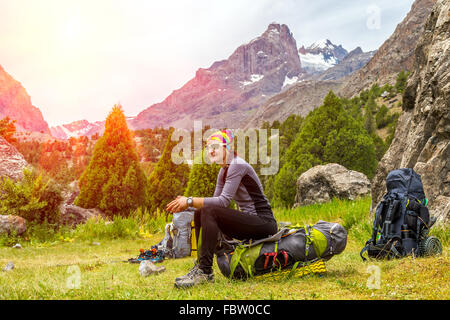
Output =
[{"x1": 166, "y1": 129, "x2": 278, "y2": 288}]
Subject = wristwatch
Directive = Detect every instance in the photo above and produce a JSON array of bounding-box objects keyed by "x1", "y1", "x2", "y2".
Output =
[{"x1": 187, "y1": 197, "x2": 193, "y2": 208}]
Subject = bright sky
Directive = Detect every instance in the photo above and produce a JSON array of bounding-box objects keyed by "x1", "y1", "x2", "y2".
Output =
[{"x1": 0, "y1": 0, "x2": 414, "y2": 127}]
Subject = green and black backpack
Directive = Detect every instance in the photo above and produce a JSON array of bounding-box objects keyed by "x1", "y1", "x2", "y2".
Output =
[
  {"x1": 216, "y1": 220, "x2": 347, "y2": 280},
  {"x1": 360, "y1": 168, "x2": 442, "y2": 261}
]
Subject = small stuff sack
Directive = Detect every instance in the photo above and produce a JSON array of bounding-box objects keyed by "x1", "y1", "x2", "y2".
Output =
[
  {"x1": 216, "y1": 220, "x2": 347, "y2": 280},
  {"x1": 360, "y1": 168, "x2": 442, "y2": 261}
]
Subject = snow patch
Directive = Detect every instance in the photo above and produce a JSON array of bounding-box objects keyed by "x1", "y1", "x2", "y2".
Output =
[
  {"x1": 282, "y1": 75, "x2": 299, "y2": 88},
  {"x1": 257, "y1": 51, "x2": 267, "y2": 58},
  {"x1": 240, "y1": 74, "x2": 264, "y2": 87},
  {"x1": 299, "y1": 53, "x2": 337, "y2": 72}
]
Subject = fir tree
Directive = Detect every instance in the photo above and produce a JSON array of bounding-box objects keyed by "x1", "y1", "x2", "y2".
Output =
[
  {"x1": 75, "y1": 104, "x2": 147, "y2": 216},
  {"x1": 363, "y1": 94, "x2": 377, "y2": 135},
  {"x1": 146, "y1": 129, "x2": 190, "y2": 215},
  {"x1": 184, "y1": 150, "x2": 221, "y2": 198},
  {"x1": 395, "y1": 70, "x2": 409, "y2": 93},
  {"x1": 0, "y1": 117, "x2": 17, "y2": 143},
  {"x1": 270, "y1": 91, "x2": 377, "y2": 208}
]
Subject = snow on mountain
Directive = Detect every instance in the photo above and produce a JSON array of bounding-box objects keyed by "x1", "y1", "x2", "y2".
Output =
[
  {"x1": 240, "y1": 74, "x2": 265, "y2": 87},
  {"x1": 282, "y1": 75, "x2": 300, "y2": 88},
  {"x1": 299, "y1": 52, "x2": 337, "y2": 72},
  {"x1": 50, "y1": 120, "x2": 104, "y2": 140},
  {"x1": 299, "y1": 39, "x2": 348, "y2": 74}
]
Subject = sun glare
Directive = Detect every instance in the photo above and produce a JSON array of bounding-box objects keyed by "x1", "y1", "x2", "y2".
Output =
[{"x1": 59, "y1": 15, "x2": 85, "y2": 50}]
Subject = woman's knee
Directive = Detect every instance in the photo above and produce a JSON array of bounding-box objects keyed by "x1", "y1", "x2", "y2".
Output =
[{"x1": 199, "y1": 206, "x2": 221, "y2": 222}]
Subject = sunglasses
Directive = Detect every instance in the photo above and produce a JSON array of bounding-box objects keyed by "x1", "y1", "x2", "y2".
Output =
[{"x1": 206, "y1": 143, "x2": 227, "y2": 151}]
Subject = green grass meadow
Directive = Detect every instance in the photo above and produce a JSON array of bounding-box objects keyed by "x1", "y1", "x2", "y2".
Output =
[{"x1": 0, "y1": 197, "x2": 448, "y2": 300}]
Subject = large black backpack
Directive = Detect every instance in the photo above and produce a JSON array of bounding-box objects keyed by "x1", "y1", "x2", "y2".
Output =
[{"x1": 360, "y1": 168, "x2": 442, "y2": 260}]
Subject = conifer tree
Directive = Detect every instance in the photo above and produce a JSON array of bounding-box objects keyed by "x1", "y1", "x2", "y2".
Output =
[
  {"x1": 270, "y1": 91, "x2": 377, "y2": 208},
  {"x1": 184, "y1": 150, "x2": 221, "y2": 198},
  {"x1": 75, "y1": 104, "x2": 147, "y2": 216},
  {"x1": 146, "y1": 129, "x2": 190, "y2": 215},
  {"x1": 0, "y1": 117, "x2": 17, "y2": 143},
  {"x1": 363, "y1": 94, "x2": 377, "y2": 135}
]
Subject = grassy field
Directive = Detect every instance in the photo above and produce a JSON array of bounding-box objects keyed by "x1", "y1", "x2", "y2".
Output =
[{"x1": 0, "y1": 197, "x2": 448, "y2": 300}]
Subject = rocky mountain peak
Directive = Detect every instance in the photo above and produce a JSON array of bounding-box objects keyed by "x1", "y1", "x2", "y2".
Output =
[
  {"x1": 299, "y1": 39, "x2": 348, "y2": 74},
  {"x1": 346, "y1": 47, "x2": 363, "y2": 57},
  {"x1": 0, "y1": 65, "x2": 50, "y2": 134},
  {"x1": 307, "y1": 39, "x2": 348, "y2": 60},
  {"x1": 223, "y1": 22, "x2": 302, "y2": 81},
  {"x1": 130, "y1": 22, "x2": 303, "y2": 130},
  {"x1": 262, "y1": 23, "x2": 294, "y2": 41}
]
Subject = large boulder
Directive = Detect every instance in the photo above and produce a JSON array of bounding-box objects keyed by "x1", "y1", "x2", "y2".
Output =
[
  {"x1": 59, "y1": 204, "x2": 104, "y2": 227},
  {"x1": 294, "y1": 163, "x2": 371, "y2": 207},
  {"x1": 59, "y1": 180, "x2": 105, "y2": 227},
  {"x1": 61, "y1": 180, "x2": 80, "y2": 205},
  {"x1": 0, "y1": 215, "x2": 26, "y2": 235},
  {"x1": 0, "y1": 136, "x2": 28, "y2": 180},
  {"x1": 370, "y1": 0, "x2": 450, "y2": 225}
]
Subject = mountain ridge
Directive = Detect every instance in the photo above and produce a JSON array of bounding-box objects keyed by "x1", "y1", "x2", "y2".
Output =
[{"x1": 0, "y1": 65, "x2": 50, "y2": 134}]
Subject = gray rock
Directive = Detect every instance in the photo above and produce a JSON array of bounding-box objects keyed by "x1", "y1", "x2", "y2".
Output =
[
  {"x1": 0, "y1": 136, "x2": 29, "y2": 181},
  {"x1": 61, "y1": 180, "x2": 80, "y2": 205},
  {"x1": 370, "y1": 0, "x2": 450, "y2": 225},
  {"x1": 2, "y1": 262, "x2": 14, "y2": 272},
  {"x1": 294, "y1": 163, "x2": 371, "y2": 207},
  {"x1": 0, "y1": 215, "x2": 27, "y2": 236},
  {"x1": 139, "y1": 260, "x2": 166, "y2": 277},
  {"x1": 59, "y1": 204, "x2": 104, "y2": 227}
]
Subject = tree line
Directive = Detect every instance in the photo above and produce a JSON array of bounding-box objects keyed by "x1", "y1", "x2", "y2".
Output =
[{"x1": 0, "y1": 71, "x2": 407, "y2": 223}]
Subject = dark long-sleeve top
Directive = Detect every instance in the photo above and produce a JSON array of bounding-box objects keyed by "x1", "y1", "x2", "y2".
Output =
[{"x1": 203, "y1": 155, "x2": 275, "y2": 222}]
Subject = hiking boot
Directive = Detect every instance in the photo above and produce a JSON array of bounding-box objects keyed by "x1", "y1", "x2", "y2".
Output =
[
  {"x1": 175, "y1": 261, "x2": 199, "y2": 282},
  {"x1": 174, "y1": 267, "x2": 214, "y2": 289}
]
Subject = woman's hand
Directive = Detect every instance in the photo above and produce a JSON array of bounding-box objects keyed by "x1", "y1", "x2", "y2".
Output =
[{"x1": 166, "y1": 195, "x2": 188, "y2": 213}]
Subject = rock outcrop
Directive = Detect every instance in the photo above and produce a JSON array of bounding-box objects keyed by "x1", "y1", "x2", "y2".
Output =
[
  {"x1": 59, "y1": 180, "x2": 104, "y2": 227},
  {"x1": 0, "y1": 215, "x2": 27, "y2": 235},
  {"x1": 61, "y1": 181, "x2": 81, "y2": 206},
  {"x1": 294, "y1": 163, "x2": 371, "y2": 207},
  {"x1": 370, "y1": 0, "x2": 449, "y2": 224},
  {"x1": 0, "y1": 64, "x2": 50, "y2": 134},
  {"x1": 59, "y1": 205, "x2": 104, "y2": 227},
  {"x1": 339, "y1": 0, "x2": 437, "y2": 98},
  {"x1": 313, "y1": 47, "x2": 376, "y2": 81},
  {"x1": 0, "y1": 136, "x2": 28, "y2": 180}
]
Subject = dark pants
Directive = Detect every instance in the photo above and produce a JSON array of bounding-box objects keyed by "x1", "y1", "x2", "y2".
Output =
[{"x1": 194, "y1": 205, "x2": 278, "y2": 274}]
